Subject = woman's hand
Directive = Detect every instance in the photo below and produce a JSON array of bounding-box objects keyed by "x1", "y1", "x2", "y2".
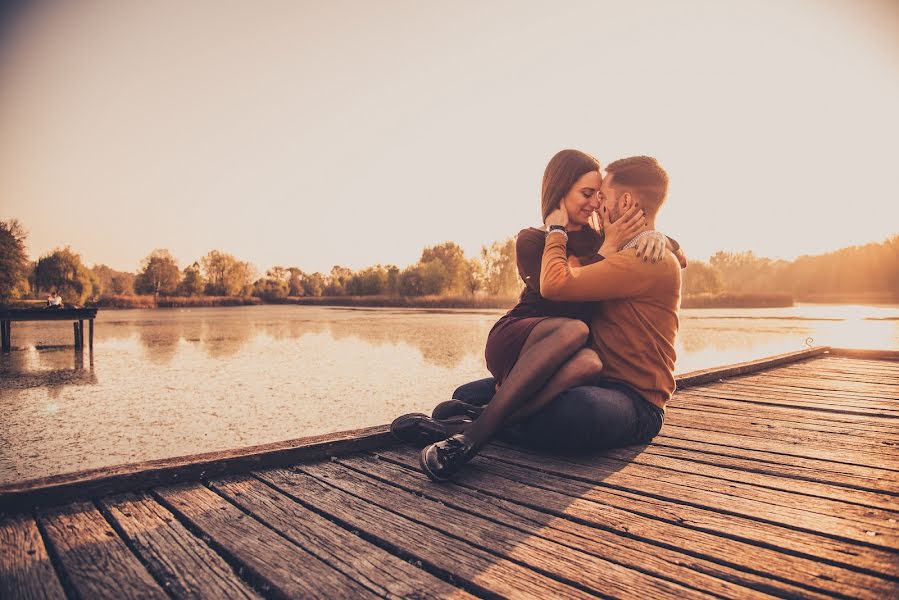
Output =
[
  {"x1": 544, "y1": 205, "x2": 569, "y2": 229},
  {"x1": 598, "y1": 204, "x2": 645, "y2": 257},
  {"x1": 634, "y1": 231, "x2": 668, "y2": 262}
]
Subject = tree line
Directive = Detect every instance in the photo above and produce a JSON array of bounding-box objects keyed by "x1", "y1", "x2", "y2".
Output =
[
  {"x1": 0, "y1": 219, "x2": 521, "y2": 305},
  {"x1": 2, "y1": 219, "x2": 897, "y2": 306},
  {"x1": 681, "y1": 235, "x2": 899, "y2": 301}
]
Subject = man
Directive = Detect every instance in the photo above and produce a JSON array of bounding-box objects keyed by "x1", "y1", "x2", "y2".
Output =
[{"x1": 540, "y1": 155, "x2": 681, "y2": 425}]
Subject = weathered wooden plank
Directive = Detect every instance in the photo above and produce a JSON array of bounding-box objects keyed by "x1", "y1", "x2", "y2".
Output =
[
  {"x1": 562, "y1": 443, "x2": 899, "y2": 513},
  {"x1": 644, "y1": 440, "x2": 899, "y2": 496},
  {"x1": 679, "y1": 386, "x2": 899, "y2": 418},
  {"x1": 742, "y1": 373, "x2": 899, "y2": 398},
  {"x1": 675, "y1": 348, "x2": 829, "y2": 389},
  {"x1": 670, "y1": 394, "x2": 899, "y2": 436},
  {"x1": 660, "y1": 423, "x2": 899, "y2": 471},
  {"x1": 0, "y1": 424, "x2": 395, "y2": 513},
  {"x1": 209, "y1": 474, "x2": 474, "y2": 599},
  {"x1": 339, "y1": 453, "x2": 823, "y2": 600},
  {"x1": 707, "y1": 380, "x2": 899, "y2": 409},
  {"x1": 481, "y1": 443, "x2": 899, "y2": 548},
  {"x1": 662, "y1": 408, "x2": 899, "y2": 458},
  {"x1": 257, "y1": 466, "x2": 595, "y2": 599},
  {"x1": 100, "y1": 491, "x2": 262, "y2": 600},
  {"x1": 153, "y1": 482, "x2": 371, "y2": 598},
  {"x1": 826, "y1": 349, "x2": 899, "y2": 362},
  {"x1": 722, "y1": 374, "x2": 899, "y2": 402},
  {"x1": 299, "y1": 459, "x2": 713, "y2": 600},
  {"x1": 777, "y1": 365, "x2": 899, "y2": 385},
  {"x1": 668, "y1": 400, "x2": 899, "y2": 442},
  {"x1": 660, "y1": 417, "x2": 899, "y2": 468},
  {"x1": 38, "y1": 500, "x2": 168, "y2": 599},
  {"x1": 377, "y1": 446, "x2": 899, "y2": 597},
  {"x1": 0, "y1": 514, "x2": 66, "y2": 600}
]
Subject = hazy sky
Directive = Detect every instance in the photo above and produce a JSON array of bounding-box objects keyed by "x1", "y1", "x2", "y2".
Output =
[{"x1": 1, "y1": 0, "x2": 898, "y2": 275}]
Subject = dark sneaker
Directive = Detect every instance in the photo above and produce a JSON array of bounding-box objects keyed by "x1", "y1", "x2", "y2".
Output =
[
  {"x1": 390, "y1": 413, "x2": 467, "y2": 446},
  {"x1": 431, "y1": 399, "x2": 485, "y2": 421},
  {"x1": 419, "y1": 434, "x2": 480, "y2": 482}
]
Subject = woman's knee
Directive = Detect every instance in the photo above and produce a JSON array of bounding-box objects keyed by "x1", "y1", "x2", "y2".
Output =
[
  {"x1": 557, "y1": 319, "x2": 589, "y2": 350},
  {"x1": 568, "y1": 348, "x2": 603, "y2": 384}
]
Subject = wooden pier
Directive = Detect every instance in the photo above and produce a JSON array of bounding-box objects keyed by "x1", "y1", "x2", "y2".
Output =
[
  {"x1": 1, "y1": 347, "x2": 897, "y2": 598},
  {"x1": 0, "y1": 308, "x2": 98, "y2": 353}
]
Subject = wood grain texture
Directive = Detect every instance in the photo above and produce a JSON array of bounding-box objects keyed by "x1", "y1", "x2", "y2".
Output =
[
  {"x1": 338, "y1": 452, "x2": 822, "y2": 600},
  {"x1": 300, "y1": 459, "x2": 713, "y2": 600},
  {"x1": 154, "y1": 482, "x2": 371, "y2": 599},
  {"x1": 385, "y1": 447, "x2": 899, "y2": 598},
  {"x1": 100, "y1": 491, "x2": 262, "y2": 599},
  {"x1": 257, "y1": 465, "x2": 595, "y2": 599},
  {"x1": 209, "y1": 473, "x2": 474, "y2": 599},
  {"x1": 0, "y1": 514, "x2": 66, "y2": 600},
  {"x1": 38, "y1": 500, "x2": 168, "y2": 599}
]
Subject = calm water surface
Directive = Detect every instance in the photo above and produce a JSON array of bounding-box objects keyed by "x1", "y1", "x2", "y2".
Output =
[{"x1": 2, "y1": 304, "x2": 897, "y2": 483}]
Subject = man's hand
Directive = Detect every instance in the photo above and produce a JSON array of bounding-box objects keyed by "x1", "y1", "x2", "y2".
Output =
[
  {"x1": 598, "y1": 204, "x2": 644, "y2": 257},
  {"x1": 544, "y1": 205, "x2": 569, "y2": 229},
  {"x1": 634, "y1": 231, "x2": 667, "y2": 262}
]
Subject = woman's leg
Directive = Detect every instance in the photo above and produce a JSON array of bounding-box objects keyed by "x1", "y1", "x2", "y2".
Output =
[
  {"x1": 462, "y1": 318, "x2": 589, "y2": 447},
  {"x1": 505, "y1": 347, "x2": 602, "y2": 423}
]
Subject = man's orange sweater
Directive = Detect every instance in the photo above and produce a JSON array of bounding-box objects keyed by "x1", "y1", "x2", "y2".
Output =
[{"x1": 540, "y1": 233, "x2": 681, "y2": 411}]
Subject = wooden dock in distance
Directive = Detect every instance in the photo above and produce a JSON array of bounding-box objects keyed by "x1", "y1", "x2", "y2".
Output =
[
  {"x1": 0, "y1": 307, "x2": 98, "y2": 353},
  {"x1": 1, "y1": 347, "x2": 898, "y2": 598}
]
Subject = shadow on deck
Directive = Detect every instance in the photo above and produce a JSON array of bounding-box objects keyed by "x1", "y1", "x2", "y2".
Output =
[{"x1": 1, "y1": 348, "x2": 898, "y2": 598}]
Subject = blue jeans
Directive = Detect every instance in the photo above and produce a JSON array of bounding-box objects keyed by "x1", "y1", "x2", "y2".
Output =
[{"x1": 452, "y1": 377, "x2": 664, "y2": 453}]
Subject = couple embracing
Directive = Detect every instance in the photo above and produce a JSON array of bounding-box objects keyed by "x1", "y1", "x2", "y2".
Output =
[{"x1": 392, "y1": 150, "x2": 684, "y2": 482}]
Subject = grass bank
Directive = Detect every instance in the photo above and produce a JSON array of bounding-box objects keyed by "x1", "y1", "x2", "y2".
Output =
[
  {"x1": 277, "y1": 295, "x2": 519, "y2": 310},
  {"x1": 93, "y1": 295, "x2": 263, "y2": 309}
]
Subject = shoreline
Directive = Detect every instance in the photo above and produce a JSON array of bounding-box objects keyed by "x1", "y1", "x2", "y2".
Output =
[{"x1": 7, "y1": 292, "x2": 899, "y2": 311}]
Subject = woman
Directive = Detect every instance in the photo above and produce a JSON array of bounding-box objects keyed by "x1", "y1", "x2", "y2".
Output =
[{"x1": 392, "y1": 149, "x2": 682, "y2": 481}]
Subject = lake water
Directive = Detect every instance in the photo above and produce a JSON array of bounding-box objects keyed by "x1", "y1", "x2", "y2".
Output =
[{"x1": 2, "y1": 303, "x2": 898, "y2": 484}]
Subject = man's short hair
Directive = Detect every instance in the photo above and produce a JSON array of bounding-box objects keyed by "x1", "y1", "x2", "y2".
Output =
[{"x1": 605, "y1": 156, "x2": 668, "y2": 213}]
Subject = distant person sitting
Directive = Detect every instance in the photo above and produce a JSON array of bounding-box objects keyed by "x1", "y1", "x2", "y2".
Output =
[{"x1": 46, "y1": 291, "x2": 63, "y2": 308}]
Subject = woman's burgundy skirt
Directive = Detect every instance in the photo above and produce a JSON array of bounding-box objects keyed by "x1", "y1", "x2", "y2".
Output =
[{"x1": 484, "y1": 314, "x2": 550, "y2": 384}]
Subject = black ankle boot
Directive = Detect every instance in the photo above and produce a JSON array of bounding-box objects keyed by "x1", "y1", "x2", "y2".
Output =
[{"x1": 419, "y1": 434, "x2": 480, "y2": 482}]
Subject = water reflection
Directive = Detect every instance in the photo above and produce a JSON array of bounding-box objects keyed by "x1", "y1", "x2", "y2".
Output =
[
  {"x1": 2, "y1": 304, "x2": 897, "y2": 485},
  {"x1": 0, "y1": 347, "x2": 97, "y2": 394}
]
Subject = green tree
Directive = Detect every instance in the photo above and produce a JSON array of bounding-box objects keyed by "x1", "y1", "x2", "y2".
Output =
[
  {"x1": 324, "y1": 265, "x2": 353, "y2": 296},
  {"x1": 420, "y1": 242, "x2": 467, "y2": 294},
  {"x1": 33, "y1": 247, "x2": 94, "y2": 305},
  {"x1": 178, "y1": 262, "x2": 205, "y2": 296},
  {"x1": 0, "y1": 219, "x2": 29, "y2": 301},
  {"x1": 301, "y1": 272, "x2": 325, "y2": 297},
  {"x1": 682, "y1": 261, "x2": 723, "y2": 295},
  {"x1": 346, "y1": 265, "x2": 389, "y2": 295},
  {"x1": 135, "y1": 249, "x2": 181, "y2": 299},
  {"x1": 481, "y1": 237, "x2": 519, "y2": 296},
  {"x1": 92, "y1": 264, "x2": 135, "y2": 296},
  {"x1": 201, "y1": 250, "x2": 254, "y2": 296},
  {"x1": 464, "y1": 257, "x2": 486, "y2": 295},
  {"x1": 287, "y1": 268, "x2": 305, "y2": 296}
]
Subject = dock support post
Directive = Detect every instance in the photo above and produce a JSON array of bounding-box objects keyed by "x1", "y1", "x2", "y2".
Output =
[
  {"x1": 73, "y1": 322, "x2": 81, "y2": 350},
  {"x1": 88, "y1": 319, "x2": 94, "y2": 351},
  {"x1": 1, "y1": 320, "x2": 9, "y2": 352}
]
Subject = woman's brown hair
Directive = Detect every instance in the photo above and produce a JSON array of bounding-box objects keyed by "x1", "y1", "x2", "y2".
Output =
[{"x1": 540, "y1": 149, "x2": 601, "y2": 222}]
